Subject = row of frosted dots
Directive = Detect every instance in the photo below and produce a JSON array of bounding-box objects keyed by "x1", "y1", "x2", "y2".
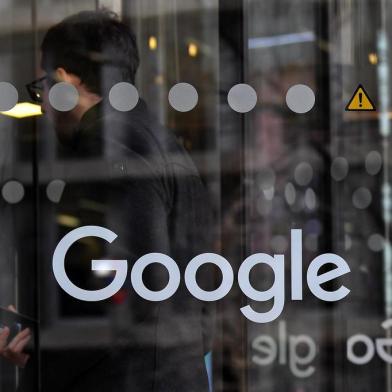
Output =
[
  {"x1": 0, "y1": 81, "x2": 315, "y2": 114},
  {"x1": 1, "y1": 178, "x2": 386, "y2": 254}
]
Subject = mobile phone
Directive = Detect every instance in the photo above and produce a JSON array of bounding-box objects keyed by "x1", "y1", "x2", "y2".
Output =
[
  {"x1": 0, "y1": 321, "x2": 22, "y2": 341},
  {"x1": 0, "y1": 307, "x2": 36, "y2": 344}
]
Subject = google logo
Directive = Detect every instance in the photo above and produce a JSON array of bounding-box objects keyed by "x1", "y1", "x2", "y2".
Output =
[{"x1": 53, "y1": 226, "x2": 350, "y2": 323}]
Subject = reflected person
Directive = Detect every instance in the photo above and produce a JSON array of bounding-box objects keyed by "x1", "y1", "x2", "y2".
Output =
[{"x1": 2, "y1": 10, "x2": 214, "y2": 392}]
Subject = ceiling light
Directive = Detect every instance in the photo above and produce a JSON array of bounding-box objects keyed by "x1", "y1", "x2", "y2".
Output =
[
  {"x1": 0, "y1": 102, "x2": 42, "y2": 119},
  {"x1": 248, "y1": 31, "x2": 315, "y2": 49}
]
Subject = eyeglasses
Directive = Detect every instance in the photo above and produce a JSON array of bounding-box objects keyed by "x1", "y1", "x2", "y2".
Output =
[
  {"x1": 26, "y1": 76, "x2": 55, "y2": 104},
  {"x1": 26, "y1": 76, "x2": 47, "y2": 103}
]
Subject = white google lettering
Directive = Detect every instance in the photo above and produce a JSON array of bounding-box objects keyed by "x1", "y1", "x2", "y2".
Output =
[{"x1": 52, "y1": 226, "x2": 351, "y2": 322}]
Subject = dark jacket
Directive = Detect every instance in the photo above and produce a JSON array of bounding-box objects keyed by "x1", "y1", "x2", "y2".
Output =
[{"x1": 40, "y1": 99, "x2": 214, "y2": 392}]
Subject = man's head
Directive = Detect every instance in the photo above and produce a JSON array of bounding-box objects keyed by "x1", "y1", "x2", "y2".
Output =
[{"x1": 40, "y1": 10, "x2": 139, "y2": 136}]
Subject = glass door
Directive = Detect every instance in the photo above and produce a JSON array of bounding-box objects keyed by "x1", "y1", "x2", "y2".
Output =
[
  {"x1": 0, "y1": 1, "x2": 39, "y2": 391},
  {"x1": 1, "y1": 1, "x2": 392, "y2": 392}
]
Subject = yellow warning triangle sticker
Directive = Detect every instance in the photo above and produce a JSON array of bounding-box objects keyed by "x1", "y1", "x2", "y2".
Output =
[{"x1": 345, "y1": 84, "x2": 376, "y2": 111}]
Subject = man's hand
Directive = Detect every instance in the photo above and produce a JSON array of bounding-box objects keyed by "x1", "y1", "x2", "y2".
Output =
[{"x1": 0, "y1": 305, "x2": 31, "y2": 368}]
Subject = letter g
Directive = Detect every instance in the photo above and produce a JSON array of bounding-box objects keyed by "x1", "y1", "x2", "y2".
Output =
[{"x1": 52, "y1": 226, "x2": 128, "y2": 301}]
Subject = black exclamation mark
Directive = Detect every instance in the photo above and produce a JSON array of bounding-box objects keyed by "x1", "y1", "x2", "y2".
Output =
[{"x1": 359, "y1": 92, "x2": 363, "y2": 107}]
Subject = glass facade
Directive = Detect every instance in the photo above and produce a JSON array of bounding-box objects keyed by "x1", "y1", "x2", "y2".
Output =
[{"x1": 0, "y1": 1, "x2": 391, "y2": 391}]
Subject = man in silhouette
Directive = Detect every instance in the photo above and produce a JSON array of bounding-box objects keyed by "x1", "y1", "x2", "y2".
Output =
[{"x1": 1, "y1": 10, "x2": 214, "y2": 392}]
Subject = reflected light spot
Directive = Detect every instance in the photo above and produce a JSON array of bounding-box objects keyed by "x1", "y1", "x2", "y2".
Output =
[
  {"x1": 257, "y1": 168, "x2": 276, "y2": 190},
  {"x1": 155, "y1": 75, "x2": 164, "y2": 85},
  {"x1": 284, "y1": 182, "x2": 296, "y2": 205},
  {"x1": 304, "y1": 188, "x2": 317, "y2": 211},
  {"x1": 345, "y1": 234, "x2": 352, "y2": 251},
  {"x1": 352, "y1": 187, "x2": 372, "y2": 209},
  {"x1": 149, "y1": 36, "x2": 158, "y2": 50},
  {"x1": 57, "y1": 214, "x2": 80, "y2": 228},
  {"x1": 368, "y1": 234, "x2": 384, "y2": 252},
  {"x1": 263, "y1": 187, "x2": 275, "y2": 201},
  {"x1": 331, "y1": 157, "x2": 349, "y2": 181},
  {"x1": 368, "y1": 53, "x2": 378, "y2": 65},
  {"x1": 294, "y1": 162, "x2": 313, "y2": 186},
  {"x1": 93, "y1": 260, "x2": 116, "y2": 277},
  {"x1": 188, "y1": 42, "x2": 199, "y2": 57},
  {"x1": 365, "y1": 150, "x2": 382, "y2": 175}
]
